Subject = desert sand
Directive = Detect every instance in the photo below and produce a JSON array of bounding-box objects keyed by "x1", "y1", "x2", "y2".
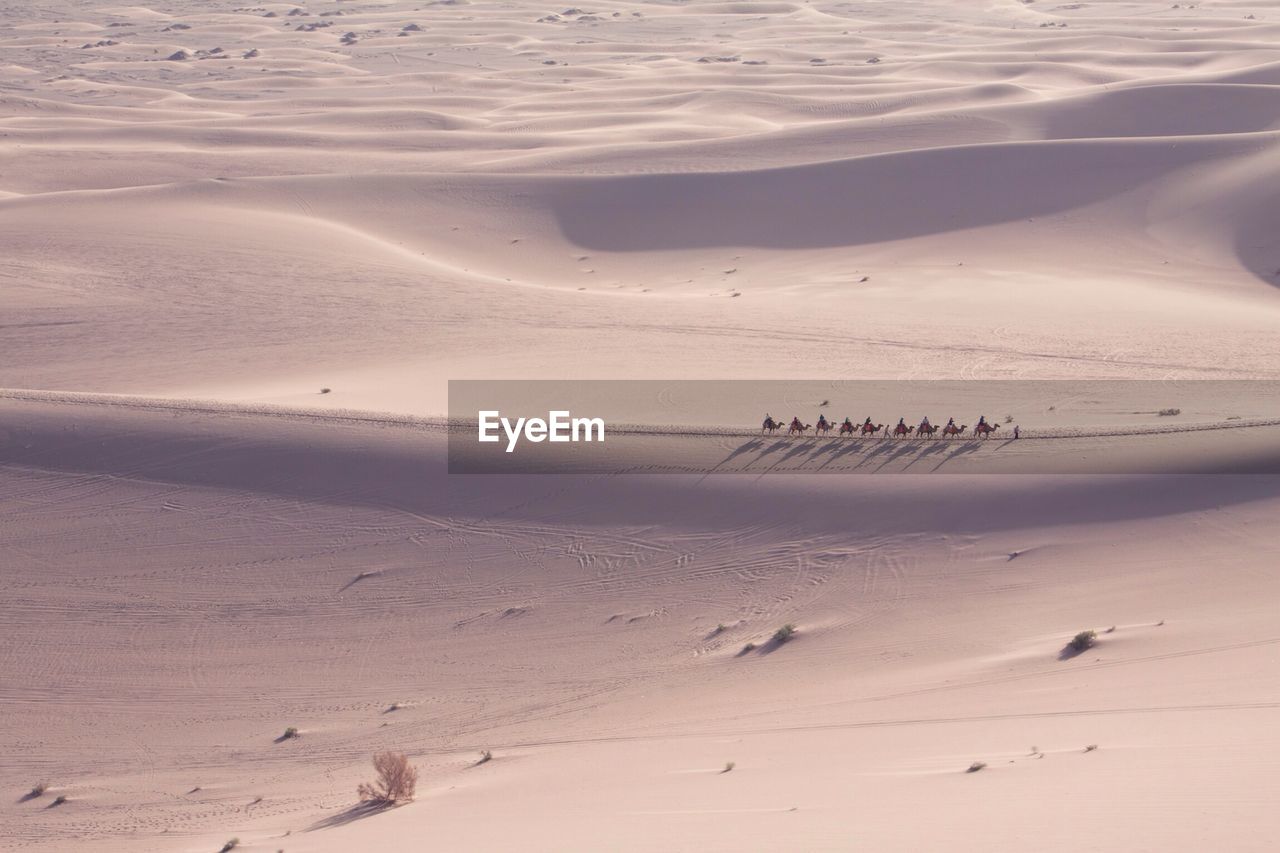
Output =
[{"x1": 3, "y1": 0, "x2": 1280, "y2": 850}]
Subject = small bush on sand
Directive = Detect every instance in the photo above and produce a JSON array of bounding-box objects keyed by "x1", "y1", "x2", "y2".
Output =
[
  {"x1": 281, "y1": 727, "x2": 299, "y2": 740},
  {"x1": 966, "y1": 761, "x2": 987, "y2": 773},
  {"x1": 218, "y1": 840, "x2": 239, "y2": 853},
  {"x1": 1069, "y1": 630, "x2": 1097, "y2": 652},
  {"x1": 723, "y1": 761, "x2": 735, "y2": 773},
  {"x1": 477, "y1": 749, "x2": 492, "y2": 765},
  {"x1": 1084, "y1": 744, "x2": 1098, "y2": 753},
  {"x1": 357, "y1": 751, "x2": 418, "y2": 805},
  {"x1": 320, "y1": 387, "x2": 332, "y2": 394},
  {"x1": 742, "y1": 641, "x2": 757, "y2": 653},
  {"x1": 772, "y1": 624, "x2": 796, "y2": 643},
  {"x1": 1158, "y1": 408, "x2": 1180, "y2": 417},
  {"x1": 28, "y1": 782, "x2": 48, "y2": 798},
  {"x1": 50, "y1": 795, "x2": 67, "y2": 807}
]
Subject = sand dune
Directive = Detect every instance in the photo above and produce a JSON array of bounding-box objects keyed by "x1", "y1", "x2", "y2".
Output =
[
  {"x1": 3, "y1": 0, "x2": 1280, "y2": 849},
  {"x1": 3, "y1": 397, "x2": 1280, "y2": 851}
]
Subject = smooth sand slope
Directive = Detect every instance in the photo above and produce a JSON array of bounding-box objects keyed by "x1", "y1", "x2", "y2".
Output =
[{"x1": 3, "y1": 0, "x2": 1280, "y2": 850}]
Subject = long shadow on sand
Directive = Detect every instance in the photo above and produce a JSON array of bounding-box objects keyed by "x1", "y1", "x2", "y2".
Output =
[
  {"x1": 306, "y1": 801, "x2": 395, "y2": 831},
  {"x1": 715, "y1": 437, "x2": 1005, "y2": 473}
]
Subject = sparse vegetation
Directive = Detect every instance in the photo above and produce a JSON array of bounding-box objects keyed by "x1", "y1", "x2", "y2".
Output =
[
  {"x1": 477, "y1": 749, "x2": 493, "y2": 765},
  {"x1": 1084, "y1": 744, "x2": 1099, "y2": 752},
  {"x1": 357, "y1": 751, "x2": 418, "y2": 805},
  {"x1": 772, "y1": 623, "x2": 796, "y2": 643},
  {"x1": 966, "y1": 761, "x2": 987, "y2": 773},
  {"x1": 1004, "y1": 414, "x2": 1014, "y2": 423},
  {"x1": 50, "y1": 795, "x2": 67, "y2": 807},
  {"x1": 320, "y1": 387, "x2": 332, "y2": 394},
  {"x1": 722, "y1": 761, "x2": 735, "y2": 773},
  {"x1": 28, "y1": 782, "x2": 48, "y2": 799},
  {"x1": 1158, "y1": 408, "x2": 1181, "y2": 417},
  {"x1": 1068, "y1": 630, "x2": 1097, "y2": 652},
  {"x1": 218, "y1": 839, "x2": 239, "y2": 853},
  {"x1": 742, "y1": 641, "x2": 757, "y2": 653},
  {"x1": 281, "y1": 726, "x2": 299, "y2": 740}
]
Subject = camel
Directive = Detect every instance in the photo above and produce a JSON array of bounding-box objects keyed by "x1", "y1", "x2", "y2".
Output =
[
  {"x1": 788, "y1": 422, "x2": 812, "y2": 436},
  {"x1": 942, "y1": 423, "x2": 967, "y2": 437},
  {"x1": 892, "y1": 423, "x2": 914, "y2": 438},
  {"x1": 761, "y1": 416, "x2": 783, "y2": 434},
  {"x1": 860, "y1": 422, "x2": 884, "y2": 437},
  {"x1": 917, "y1": 423, "x2": 939, "y2": 438},
  {"x1": 973, "y1": 422, "x2": 1000, "y2": 438},
  {"x1": 814, "y1": 419, "x2": 833, "y2": 435},
  {"x1": 838, "y1": 421, "x2": 857, "y2": 436}
]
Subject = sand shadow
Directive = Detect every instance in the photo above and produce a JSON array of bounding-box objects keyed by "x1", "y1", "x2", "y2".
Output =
[
  {"x1": 756, "y1": 635, "x2": 795, "y2": 656},
  {"x1": 928, "y1": 441, "x2": 982, "y2": 471},
  {"x1": 736, "y1": 633, "x2": 797, "y2": 657},
  {"x1": 1057, "y1": 642, "x2": 1094, "y2": 661},
  {"x1": 723, "y1": 438, "x2": 766, "y2": 462},
  {"x1": 338, "y1": 570, "x2": 381, "y2": 593},
  {"x1": 307, "y1": 800, "x2": 394, "y2": 831}
]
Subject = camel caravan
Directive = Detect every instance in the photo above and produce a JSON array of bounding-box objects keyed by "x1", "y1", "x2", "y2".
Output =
[{"x1": 760, "y1": 414, "x2": 1012, "y2": 439}]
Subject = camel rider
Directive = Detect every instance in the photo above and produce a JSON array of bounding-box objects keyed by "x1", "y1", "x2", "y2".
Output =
[
  {"x1": 864, "y1": 416, "x2": 873, "y2": 426},
  {"x1": 897, "y1": 417, "x2": 906, "y2": 428},
  {"x1": 977, "y1": 415, "x2": 987, "y2": 428},
  {"x1": 817, "y1": 414, "x2": 828, "y2": 428},
  {"x1": 842, "y1": 417, "x2": 854, "y2": 429},
  {"x1": 947, "y1": 417, "x2": 955, "y2": 426},
  {"x1": 920, "y1": 415, "x2": 931, "y2": 429},
  {"x1": 791, "y1": 416, "x2": 803, "y2": 429}
]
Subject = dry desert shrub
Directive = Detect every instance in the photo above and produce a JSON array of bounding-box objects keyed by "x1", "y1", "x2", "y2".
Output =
[
  {"x1": 357, "y1": 751, "x2": 418, "y2": 805},
  {"x1": 1069, "y1": 630, "x2": 1097, "y2": 652}
]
